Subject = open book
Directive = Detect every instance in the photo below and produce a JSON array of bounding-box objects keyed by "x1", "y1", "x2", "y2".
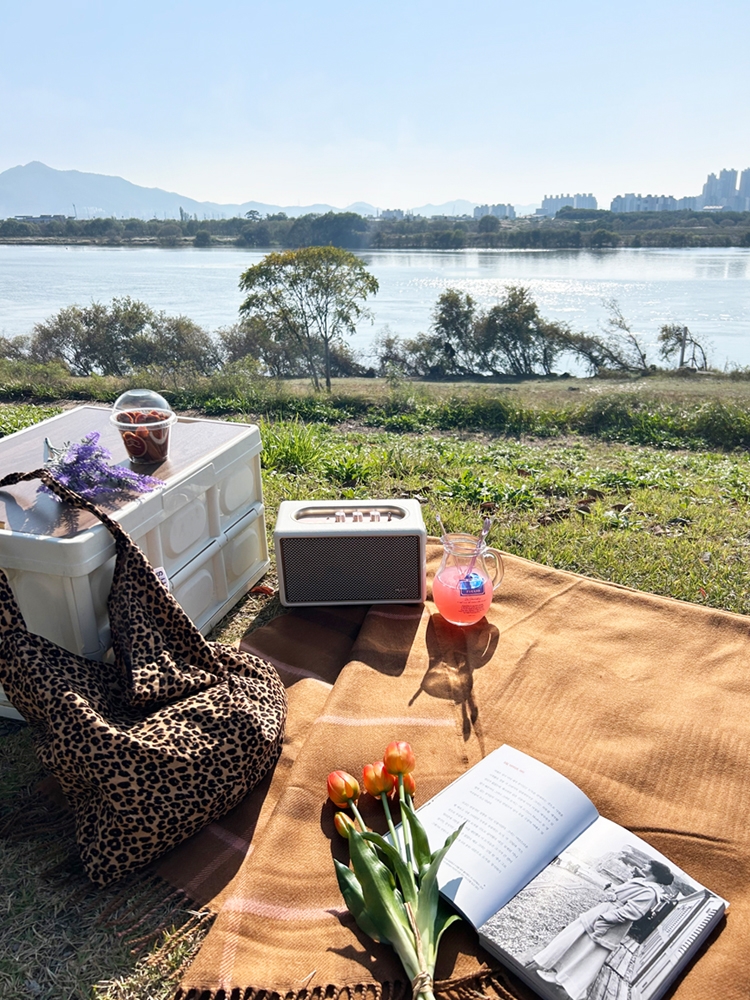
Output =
[{"x1": 416, "y1": 745, "x2": 726, "y2": 1000}]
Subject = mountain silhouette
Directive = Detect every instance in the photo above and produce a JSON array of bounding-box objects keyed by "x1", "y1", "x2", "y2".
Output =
[{"x1": 0, "y1": 162, "x2": 478, "y2": 220}]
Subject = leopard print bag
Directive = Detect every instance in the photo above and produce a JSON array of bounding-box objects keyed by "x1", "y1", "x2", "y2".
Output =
[{"x1": 0, "y1": 468, "x2": 287, "y2": 886}]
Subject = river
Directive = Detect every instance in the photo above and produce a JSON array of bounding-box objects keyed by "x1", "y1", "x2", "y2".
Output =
[{"x1": 1, "y1": 245, "x2": 749, "y2": 371}]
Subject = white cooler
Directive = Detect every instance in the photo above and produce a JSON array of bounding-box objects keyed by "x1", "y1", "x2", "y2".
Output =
[{"x1": 0, "y1": 405, "x2": 269, "y2": 719}]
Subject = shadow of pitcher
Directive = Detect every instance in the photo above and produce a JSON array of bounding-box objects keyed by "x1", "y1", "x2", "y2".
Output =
[{"x1": 410, "y1": 613, "x2": 499, "y2": 743}]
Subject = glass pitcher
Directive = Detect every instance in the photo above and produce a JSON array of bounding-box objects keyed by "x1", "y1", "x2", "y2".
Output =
[{"x1": 432, "y1": 533, "x2": 504, "y2": 626}]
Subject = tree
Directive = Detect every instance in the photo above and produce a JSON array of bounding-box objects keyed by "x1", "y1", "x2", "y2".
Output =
[
  {"x1": 157, "y1": 223, "x2": 182, "y2": 246},
  {"x1": 27, "y1": 297, "x2": 219, "y2": 378},
  {"x1": 309, "y1": 211, "x2": 369, "y2": 248},
  {"x1": 472, "y1": 285, "x2": 568, "y2": 376},
  {"x1": 560, "y1": 300, "x2": 652, "y2": 375},
  {"x1": 477, "y1": 214, "x2": 500, "y2": 233},
  {"x1": 238, "y1": 247, "x2": 379, "y2": 391},
  {"x1": 431, "y1": 288, "x2": 476, "y2": 373},
  {"x1": 194, "y1": 230, "x2": 212, "y2": 247},
  {"x1": 600, "y1": 299, "x2": 649, "y2": 372},
  {"x1": 658, "y1": 324, "x2": 709, "y2": 370},
  {"x1": 219, "y1": 316, "x2": 307, "y2": 378},
  {"x1": 589, "y1": 229, "x2": 620, "y2": 247},
  {"x1": 0, "y1": 334, "x2": 31, "y2": 361},
  {"x1": 124, "y1": 312, "x2": 221, "y2": 377},
  {"x1": 373, "y1": 286, "x2": 571, "y2": 379},
  {"x1": 29, "y1": 297, "x2": 154, "y2": 375},
  {"x1": 238, "y1": 223, "x2": 271, "y2": 247}
]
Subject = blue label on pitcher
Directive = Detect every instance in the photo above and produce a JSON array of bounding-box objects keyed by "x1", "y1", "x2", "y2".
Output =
[{"x1": 459, "y1": 572, "x2": 486, "y2": 596}]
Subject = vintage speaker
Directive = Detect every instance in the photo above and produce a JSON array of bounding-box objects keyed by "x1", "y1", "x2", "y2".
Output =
[{"x1": 274, "y1": 499, "x2": 426, "y2": 607}]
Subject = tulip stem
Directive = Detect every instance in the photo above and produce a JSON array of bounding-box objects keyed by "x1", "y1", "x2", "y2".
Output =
[
  {"x1": 398, "y1": 775, "x2": 414, "y2": 867},
  {"x1": 380, "y1": 791, "x2": 400, "y2": 850},
  {"x1": 348, "y1": 798, "x2": 367, "y2": 833}
]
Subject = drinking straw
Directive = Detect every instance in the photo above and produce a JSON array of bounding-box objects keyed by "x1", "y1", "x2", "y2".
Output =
[
  {"x1": 463, "y1": 517, "x2": 492, "y2": 579},
  {"x1": 435, "y1": 511, "x2": 450, "y2": 543}
]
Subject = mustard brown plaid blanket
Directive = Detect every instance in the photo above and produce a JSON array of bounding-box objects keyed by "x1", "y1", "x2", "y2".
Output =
[{"x1": 171, "y1": 542, "x2": 749, "y2": 1000}]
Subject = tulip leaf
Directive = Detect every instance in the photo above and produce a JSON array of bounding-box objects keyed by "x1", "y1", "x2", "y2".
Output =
[
  {"x1": 415, "y1": 824, "x2": 464, "y2": 943},
  {"x1": 400, "y1": 800, "x2": 432, "y2": 871},
  {"x1": 370, "y1": 841, "x2": 398, "y2": 882},
  {"x1": 333, "y1": 859, "x2": 387, "y2": 944},
  {"x1": 362, "y1": 831, "x2": 417, "y2": 908},
  {"x1": 348, "y1": 829, "x2": 420, "y2": 980},
  {"x1": 424, "y1": 901, "x2": 463, "y2": 966}
]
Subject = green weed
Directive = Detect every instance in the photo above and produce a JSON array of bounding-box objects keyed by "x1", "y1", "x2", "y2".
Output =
[{"x1": 259, "y1": 419, "x2": 325, "y2": 473}]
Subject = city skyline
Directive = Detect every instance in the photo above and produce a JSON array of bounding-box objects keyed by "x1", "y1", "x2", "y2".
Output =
[{"x1": 1, "y1": 1, "x2": 748, "y2": 209}]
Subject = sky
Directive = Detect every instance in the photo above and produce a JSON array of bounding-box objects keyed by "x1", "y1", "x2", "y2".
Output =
[{"x1": 2, "y1": 0, "x2": 749, "y2": 211}]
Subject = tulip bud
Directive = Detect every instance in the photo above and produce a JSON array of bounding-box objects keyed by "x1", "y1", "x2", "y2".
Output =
[
  {"x1": 402, "y1": 771, "x2": 416, "y2": 797},
  {"x1": 362, "y1": 761, "x2": 396, "y2": 797},
  {"x1": 327, "y1": 770, "x2": 360, "y2": 808},
  {"x1": 383, "y1": 741, "x2": 416, "y2": 775},
  {"x1": 334, "y1": 811, "x2": 356, "y2": 839}
]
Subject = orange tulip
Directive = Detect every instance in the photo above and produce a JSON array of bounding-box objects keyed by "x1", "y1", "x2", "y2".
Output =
[
  {"x1": 327, "y1": 770, "x2": 360, "y2": 808},
  {"x1": 383, "y1": 741, "x2": 416, "y2": 775},
  {"x1": 402, "y1": 771, "x2": 416, "y2": 797},
  {"x1": 334, "y1": 811, "x2": 356, "y2": 839},
  {"x1": 363, "y1": 761, "x2": 396, "y2": 797}
]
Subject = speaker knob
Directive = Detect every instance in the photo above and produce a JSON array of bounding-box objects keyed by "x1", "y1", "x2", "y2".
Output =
[
  {"x1": 369, "y1": 510, "x2": 381, "y2": 522},
  {"x1": 352, "y1": 510, "x2": 363, "y2": 522},
  {"x1": 335, "y1": 510, "x2": 347, "y2": 523}
]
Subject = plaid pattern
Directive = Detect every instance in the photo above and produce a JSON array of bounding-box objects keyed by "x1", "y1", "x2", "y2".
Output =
[{"x1": 172, "y1": 543, "x2": 749, "y2": 1000}]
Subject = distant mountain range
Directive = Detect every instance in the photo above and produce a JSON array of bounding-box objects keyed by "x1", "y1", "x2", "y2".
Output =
[{"x1": 0, "y1": 162, "x2": 490, "y2": 220}]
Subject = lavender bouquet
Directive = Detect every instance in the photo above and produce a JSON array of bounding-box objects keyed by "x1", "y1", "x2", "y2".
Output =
[{"x1": 41, "y1": 432, "x2": 162, "y2": 501}]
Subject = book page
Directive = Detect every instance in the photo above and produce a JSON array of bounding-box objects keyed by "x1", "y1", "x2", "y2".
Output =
[
  {"x1": 478, "y1": 815, "x2": 727, "y2": 1000},
  {"x1": 416, "y1": 745, "x2": 598, "y2": 927}
]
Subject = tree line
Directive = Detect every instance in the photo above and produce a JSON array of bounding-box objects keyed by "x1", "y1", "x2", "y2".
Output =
[
  {"x1": 375, "y1": 289, "x2": 710, "y2": 379},
  {"x1": 0, "y1": 246, "x2": 711, "y2": 390},
  {"x1": 2, "y1": 209, "x2": 749, "y2": 249}
]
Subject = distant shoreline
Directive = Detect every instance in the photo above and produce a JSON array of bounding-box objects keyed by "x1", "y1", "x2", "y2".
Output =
[{"x1": 2, "y1": 235, "x2": 749, "y2": 250}]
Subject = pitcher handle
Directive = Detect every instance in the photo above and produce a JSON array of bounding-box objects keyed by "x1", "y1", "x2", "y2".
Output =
[{"x1": 484, "y1": 548, "x2": 505, "y2": 591}]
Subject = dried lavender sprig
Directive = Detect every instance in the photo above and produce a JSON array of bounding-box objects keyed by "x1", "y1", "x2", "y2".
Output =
[{"x1": 40, "y1": 432, "x2": 162, "y2": 501}]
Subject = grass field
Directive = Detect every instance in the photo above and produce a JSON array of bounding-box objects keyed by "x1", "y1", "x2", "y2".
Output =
[{"x1": 3, "y1": 375, "x2": 750, "y2": 997}]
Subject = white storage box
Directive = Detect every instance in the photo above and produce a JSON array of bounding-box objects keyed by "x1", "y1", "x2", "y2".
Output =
[{"x1": 0, "y1": 406, "x2": 269, "y2": 719}]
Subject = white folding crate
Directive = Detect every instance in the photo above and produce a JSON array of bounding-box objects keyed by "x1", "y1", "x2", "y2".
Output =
[{"x1": 0, "y1": 406, "x2": 269, "y2": 719}]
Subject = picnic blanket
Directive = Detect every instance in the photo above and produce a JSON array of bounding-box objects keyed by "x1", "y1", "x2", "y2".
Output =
[{"x1": 174, "y1": 542, "x2": 750, "y2": 1000}]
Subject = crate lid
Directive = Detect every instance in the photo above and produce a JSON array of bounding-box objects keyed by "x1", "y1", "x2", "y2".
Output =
[{"x1": 0, "y1": 406, "x2": 261, "y2": 574}]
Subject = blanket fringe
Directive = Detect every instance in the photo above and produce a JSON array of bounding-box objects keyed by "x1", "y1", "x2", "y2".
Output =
[{"x1": 173, "y1": 969, "x2": 531, "y2": 1000}]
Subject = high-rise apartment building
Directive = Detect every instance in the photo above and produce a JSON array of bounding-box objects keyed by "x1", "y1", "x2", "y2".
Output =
[
  {"x1": 537, "y1": 193, "x2": 597, "y2": 216},
  {"x1": 473, "y1": 203, "x2": 516, "y2": 220},
  {"x1": 738, "y1": 169, "x2": 750, "y2": 211},
  {"x1": 573, "y1": 193, "x2": 597, "y2": 210},
  {"x1": 612, "y1": 168, "x2": 750, "y2": 212}
]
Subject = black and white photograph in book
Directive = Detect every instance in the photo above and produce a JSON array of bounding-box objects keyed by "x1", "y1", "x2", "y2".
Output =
[{"x1": 478, "y1": 817, "x2": 725, "y2": 1000}]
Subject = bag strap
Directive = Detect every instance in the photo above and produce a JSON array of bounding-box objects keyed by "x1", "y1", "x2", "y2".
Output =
[
  {"x1": 0, "y1": 467, "x2": 215, "y2": 657},
  {"x1": 0, "y1": 468, "x2": 131, "y2": 549}
]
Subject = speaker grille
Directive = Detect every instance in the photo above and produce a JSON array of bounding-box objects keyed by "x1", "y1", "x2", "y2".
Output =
[{"x1": 280, "y1": 534, "x2": 422, "y2": 604}]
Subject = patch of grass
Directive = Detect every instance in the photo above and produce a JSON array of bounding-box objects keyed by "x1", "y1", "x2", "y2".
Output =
[
  {"x1": 8, "y1": 370, "x2": 750, "y2": 451},
  {"x1": 0, "y1": 732, "x2": 213, "y2": 1000},
  {"x1": 0, "y1": 403, "x2": 62, "y2": 438},
  {"x1": 258, "y1": 431, "x2": 750, "y2": 615},
  {"x1": 259, "y1": 418, "x2": 325, "y2": 473}
]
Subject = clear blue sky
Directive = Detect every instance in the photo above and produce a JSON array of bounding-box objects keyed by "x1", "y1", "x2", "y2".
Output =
[{"x1": 2, "y1": 0, "x2": 749, "y2": 209}]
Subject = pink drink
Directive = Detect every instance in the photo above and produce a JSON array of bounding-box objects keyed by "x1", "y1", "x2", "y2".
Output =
[{"x1": 432, "y1": 564, "x2": 493, "y2": 625}]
